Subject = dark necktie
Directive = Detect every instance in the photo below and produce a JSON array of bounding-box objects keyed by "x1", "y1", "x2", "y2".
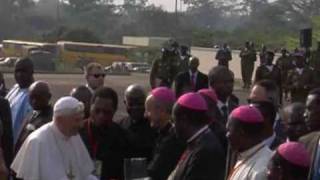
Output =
[
  {"x1": 221, "y1": 105, "x2": 228, "y2": 123},
  {"x1": 191, "y1": 74, "x2": 196, "y2": 90}
]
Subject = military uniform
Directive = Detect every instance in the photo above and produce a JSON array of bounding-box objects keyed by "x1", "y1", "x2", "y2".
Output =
[
  {"x1": 215, "y1": 48, "x2": 232, "y2": 68},
  {"x1": 259, "y1": 51, "x2": 267, "y2": 65},
  {"x1": 240, "y1": 48, "x2": 257, "y2": 88},
  {"x1": 150, "y1": 55, "x2": 180, "y2": 89},
  {"x1": 276, "y1": 55, "x2": 294, "y2": 98},
  {"x1": 178, "y1": 55, "x2": 191, "y2": 74},
  {"x1": 286, "y1": 67, "x2": 315, "y2": 103},
  {"x1": 254, "y1": 64, "x2": 282, "y2": 103},
  {"x1": 310, "y1": 50, "x2": 320, "y2": 71}
]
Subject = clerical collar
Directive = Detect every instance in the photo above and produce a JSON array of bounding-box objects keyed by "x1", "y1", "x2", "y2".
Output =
[
  {"x1": 238, "y1": 142, "x2": 265, "y2": 161},
  {"x1": 187, "y1": 125, "x2": 209, "y2": 144},
  {"x1": 265, "y1": 65, "x2": 274, "y2": 72},
  {"x1": 159, "y1": 122, "x2": 172, "y2": 136},
  {"x1": 51, "y1": 122, "x2": 70, "y2": 141}
]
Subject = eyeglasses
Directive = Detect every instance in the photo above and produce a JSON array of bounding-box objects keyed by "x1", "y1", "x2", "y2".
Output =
[{"x1": 91, "y1": 74, "x2": 106, "y2": 78}]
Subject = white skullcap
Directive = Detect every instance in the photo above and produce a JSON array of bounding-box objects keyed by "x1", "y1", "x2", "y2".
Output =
[{"x1": 54, "y1": 96, "x2": 84, "y2": 117}]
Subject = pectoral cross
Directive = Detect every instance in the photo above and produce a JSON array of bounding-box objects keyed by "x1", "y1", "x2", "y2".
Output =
[{"x1": 67, "y1": 164, "x2": 75, "y2": 180}]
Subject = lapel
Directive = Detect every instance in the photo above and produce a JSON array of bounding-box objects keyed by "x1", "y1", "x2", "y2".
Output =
[{"x1": 173, "y1": 148, "x2": 192, "y2": 180}]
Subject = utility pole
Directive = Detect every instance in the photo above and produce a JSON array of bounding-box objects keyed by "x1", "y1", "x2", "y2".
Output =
[
  {"x1": 175, "y1": 0, "x2": 178, "y2": 23},
  {"x1": 56, "y1": 0, "x2": 60, "y2": 22}
]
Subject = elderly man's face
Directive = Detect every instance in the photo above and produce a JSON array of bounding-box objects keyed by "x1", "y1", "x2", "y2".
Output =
[
  {"x1": 226, "y1": 119, "x2": 242, "y2": 151},
  {"x1": 64, "y1": 112, "x2": 85, "y2": 136},
  {"x1": 86, "y1": 67, "x2": 105, "y2": 90},
  {"x1": 145, "y1": 96, "x2": 162, "y2": 129}
]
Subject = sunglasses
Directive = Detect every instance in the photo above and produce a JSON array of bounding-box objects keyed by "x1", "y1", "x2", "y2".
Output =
[{"x1": 91, "y1": 74, "x2": 106, "y2": 78}]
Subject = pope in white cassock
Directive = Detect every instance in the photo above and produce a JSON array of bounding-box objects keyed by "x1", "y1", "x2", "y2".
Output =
[{"x1": 11, "y1": 96, "x2": 97, "y2": 180}]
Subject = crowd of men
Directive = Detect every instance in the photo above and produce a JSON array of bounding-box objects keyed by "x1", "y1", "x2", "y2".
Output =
[{"x1": 0, "y1": 39, "x2": 319, "y2": 180}]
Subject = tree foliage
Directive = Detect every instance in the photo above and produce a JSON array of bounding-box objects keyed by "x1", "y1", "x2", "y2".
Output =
[{"x1": 0, "y1": 0, "x2": 319, "y2": 50}]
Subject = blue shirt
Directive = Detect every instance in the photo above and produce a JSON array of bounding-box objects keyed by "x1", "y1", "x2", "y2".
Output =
[
  {"x1": 6, "y1": 84, "x2": 32, "y2": 144},
  {"x1": 312, "y1": 138, "x2": 320, "y2": 180}
]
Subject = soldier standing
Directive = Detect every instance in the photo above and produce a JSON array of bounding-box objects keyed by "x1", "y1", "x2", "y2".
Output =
[
  {"x1": 276, "y1": 48, "x2": 294, "y2": 99},
  {"x1": 149, "y1": 40, "x2": 180, "y2": 89},
  {"x1": 240, "y1": 41, "x2": 257, "y2": 89},
  {"x1": 259, "y1": 44, "x2": 267, "y2": 66},
  {"x1": 310, "y1": 42, "x2": 320, "y2": 88},
  {"x1": 286, "y1": 53, "x2": 315, "y2": 103},
  {"x1": 310, "y1": 42, "x2": 320, "y2": 70},
  {"x1": 254, "y1": 51, "x2": 282, "y2": 104},
  {"x1": 179, "y1": 45, "x2": 191, "y2": 73},
  {"x1": 215, "y1": 43, "x2": 232, "y2": 68}
]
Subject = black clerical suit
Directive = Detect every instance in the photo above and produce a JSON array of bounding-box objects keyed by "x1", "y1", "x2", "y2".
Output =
[
  {"x1": 80, "y1": 120, "x2": 128, "y2": 180},
  {"x1": 118, "y1": 116, "x2": 157, "y2": 161},
  {"x1": 171, "y1": 127, "x2": 226, "y2": 180},
  {"x1": 147, "y1": 123, "x2": 186, "y2": 180},
  {"x1": 15, "y1": 106, "x2": 53, "y2": 155}
]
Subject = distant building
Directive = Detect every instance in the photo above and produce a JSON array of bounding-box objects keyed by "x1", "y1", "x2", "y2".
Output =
[{"x1": 122, "y1": 36, "x2": 170, "y2": 47}]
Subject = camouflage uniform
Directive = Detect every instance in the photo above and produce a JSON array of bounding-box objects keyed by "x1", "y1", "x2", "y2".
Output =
[
  {"x1": 310, "y1": 50, "x2": 320, "y2": 71},
  {"x1": 150, "y1": 55, "x2": 180, "y2": 89},
  {"x1": 286, "y1": 67, "x2": 315, "y2": 103},
  {"x1": 178, "y1": 54, "x2": 191, "y2": 73},
  {"x1": 275, "y1": 55, "x2": 294, "y2": 98},
  {"x1": 240, "y1": 47, "x2": 257, "y2": 88}
]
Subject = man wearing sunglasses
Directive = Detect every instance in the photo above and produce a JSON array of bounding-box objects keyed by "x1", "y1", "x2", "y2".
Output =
[{"x1": 84, "y1": 63, "x2": 105, "y2": 94}]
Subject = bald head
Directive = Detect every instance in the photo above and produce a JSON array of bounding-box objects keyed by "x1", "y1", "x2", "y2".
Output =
[
  {"x1": 124, "y1": 84, "x2": 146, "y2": 121},
  {"x1": 189, "y1": 57, "x2": 200, "y2": 73},
  {"x1": 29, "y1": 81, "x2": 51, "y2": 110},
  {"x1": 283, "y1": 103, "x2": 307, "y2": 141},
  {"x1": 284, "y1": 103, "x2": 305, "y2": 124},
  {"x1": 70, "y1": 86, "x2": 92, "y2": 119},
  {"x1": 125, "y1": 84, "x2": 146, "y2": 100},
  {"x1": 145, "y1": 94, "x2": 172, "y2": 129},
  {"x1": 15, "y1": 58, "x2": 34, "y2": 88}
]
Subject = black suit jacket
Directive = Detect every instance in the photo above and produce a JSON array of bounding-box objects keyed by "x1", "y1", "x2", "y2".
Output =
[
  {"x1": 147, "y1": 123, "x2": 186, "y2": 180},
  {"x1": 0, "y1": 97, "x2": 13, "y2": 170},
  {"x1": 172, "y1": 129, "x2": 226, "y2": 180},
  {"x1": 215, "y1": 94, "x2": 239, "y2": 127},
  {"x1": 117, "y1": 116, "x2": 157, "y2": 161},
  {"x1": 175, "y1": 71, "x2": 208, "y2": 98},
  {"x1": 15, "y1": 106, "x2": 53, "y2": 155}
]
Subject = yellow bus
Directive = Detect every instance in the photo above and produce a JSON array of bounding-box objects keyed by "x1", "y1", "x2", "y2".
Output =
[
  {"x1": 2, "y1": 40, "x2": 57, "y2": 58},
  {"x1": 0, "y1": 45, "x2": 3, "y2": 57},
  {"x1": 57, "y1": 41, "x2": 136, "y2": 67}
]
